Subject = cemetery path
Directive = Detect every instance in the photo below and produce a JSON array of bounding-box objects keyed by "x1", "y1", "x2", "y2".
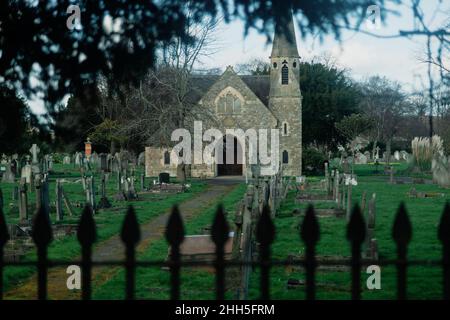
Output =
[{"x1": 4, "y1": 180, "x2": 240, "y2": 300}]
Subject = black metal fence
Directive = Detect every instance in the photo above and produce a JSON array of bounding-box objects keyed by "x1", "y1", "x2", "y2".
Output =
[{"x1": 0, "y1": 201, "x2": 449, "y2": 300}]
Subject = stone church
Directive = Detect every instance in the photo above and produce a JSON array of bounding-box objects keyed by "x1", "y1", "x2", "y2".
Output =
[{"x1": 145, "y1": 14, "x2": 302, "y2": 178}]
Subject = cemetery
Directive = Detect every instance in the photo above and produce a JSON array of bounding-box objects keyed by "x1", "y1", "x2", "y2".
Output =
[
  {"x1": 0, "y1": 0, "x2": 449, "y2": 306},
  {"x1": 1, "y1": 140, "x2": 449, "y2": 299}
]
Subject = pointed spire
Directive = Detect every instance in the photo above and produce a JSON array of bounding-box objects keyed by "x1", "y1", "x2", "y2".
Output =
[{"x1": 271, "y1": 10, "x2": 299, "y2": 58}]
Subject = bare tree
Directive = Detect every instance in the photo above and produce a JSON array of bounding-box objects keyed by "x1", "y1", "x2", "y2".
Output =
[{"x1": 359, "y1": 76, "x2": 411, "y2": 164}]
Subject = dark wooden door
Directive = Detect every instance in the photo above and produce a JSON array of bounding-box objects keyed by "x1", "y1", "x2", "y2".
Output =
[{"x1": 218, "y1": 136, "x2": 242, "y2": 176}]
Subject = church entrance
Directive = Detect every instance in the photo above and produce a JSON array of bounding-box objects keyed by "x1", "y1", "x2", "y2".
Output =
[{"x1": 217, "y1": 136, "x2": 243, "y2": 176}]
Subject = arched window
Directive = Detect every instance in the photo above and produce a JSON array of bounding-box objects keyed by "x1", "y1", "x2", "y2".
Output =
[
  {"x1": 217, "y1": 93, "x2": 242, "y2": 114},
  {"x1": 282, "y1": 150, "x2": 289, "y2": 164},
  {"x1": 164, "y1": 151, "x2": 170, "y2": 165},
  {"x1": 281, "y1": 64, "x2": 289, "y2": 85},
  {"x1": 273, "y1": 62, "x2": 277, "y2": 69},
  {"x1": 293, "y1": 61, "x2": 297, "y2": 68}
]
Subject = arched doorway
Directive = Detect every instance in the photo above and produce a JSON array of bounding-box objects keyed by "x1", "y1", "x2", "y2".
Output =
[{"x1": 217, "y1": 135, "x2": 243, "y2": 176}]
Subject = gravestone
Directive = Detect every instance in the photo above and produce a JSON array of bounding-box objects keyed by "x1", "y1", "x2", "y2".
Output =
[
  {"x1": 55, "y1": 179, "x2": 64, "y2": 221},
  {"x1": 63, "y1": 155, "x2": 71, "y2": 165},
  {"x1": 364, "y1": 151, "x2": 371, "y2": 162},
  {"x1": 138, "y1": 152, "x2": 145, "y2": 166},
  {"x1": 394, "y1": 151, "x2": 400, "y2": 161},
  {"x1": 140, "y1": 174, "x2": 146, "y2": 191},
  {"x1": 18, "y1": 178, "x2": 28, "y2": 222},
  {"x1": 90, "y1": 152, "x2": 100, "y2": 167},
  {"x1": 111, "y1": 155, "x2": 120, "y2": 173},
  {"x1": 126, "y1": 177, "x2": 138, "y2": 200},
  {"x1": 400, "y1": 150, "x2": 409, "y2": 161},
  {"x1": 1, "y1": 161, "x2": 15, "y2": 183},
  {"x1": 41, "y1": 175, "x2": 50, "y2": 216},
  {"x1": 75, "y1": 152, "x2": 82, "y2": 166},
  {"x1": 34, "y1": 174, "x2": 42, "y2": 210},
  {"x1": 99, "y1": 153, "x2": 108, "y2": 171},
  {"x1": 21, "y1": 162, "x2": 32, "y2": 184},
  {"x1": 355, "y1": 152, "x2": 368, "y2": 165},
  {"x1": 89, "y1": 176, "x2": 96, "y2": 213},
  {"x1": 159, "y1": 172, "x2": 170, "y2": 184},
  {"x1": 98, "y1": 173, "x2": 112, "y2": 209},
  {"x1": 29, "y1": 144, "x2": 41, "y2": 174}
]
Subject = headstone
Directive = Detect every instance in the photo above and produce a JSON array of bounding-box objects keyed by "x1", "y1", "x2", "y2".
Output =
[
  {"x1": 55, "y1": 179, "x2": 64, "y2": 221},
  {"x1": 29, "y1": 144, "x2": 41, "y2": 174},
  {"x1": 394, "y1": 151, "x2": 400, "y2": 161},
  {"x1": 19, "y1": 178, "x2": 28, "y2": 222},
  {"x1": 374, "y1": 146, "x2": 380, "y2": 160},
  {"x1": 364, "y1": 151, "x2": 371, "y2": 162},
  {"x1": 127, "y1": 177, "x2": 138, "y2": 200},
  {"x1": 75, "y1": 152, "x2": 82, "y2": 166},
  {"x1": 176, "y1": 164, "x2": 186, "y2": 183},
  {"x1": 1, "y1": 161, "x2": 15, "y2": 183},
  {"x1": 98, "y1": 173, "x2": 112, "y2": 209},
  {"x1": 90, "y1": 152, "x2": 100, "y2": 167},
  {"x1": 100, "y1": 153, "x2": 108, "y2": 171},
  {"x1": 63, "y1": 155, "x2": 71, "y2": 165},
  {"x1": 41, "y1": 175, "x2": 50, "y2": 216},
  {"x1": 159, "y1": 172, "x2": 170, "y2": 184},
  {"x1": 34, "y1": 174, "x2": 42, "y2": 210},
  {"x1": 111, "y1": 155, "x2": 120, "y2": 173},
  {"x1": 400, "y1": 150, "x2": 409, "y2": 161},
  {"x1": 21, "y1": 162, "x2": 32, "y2": 184},
  {"x1": 89, "y1": 176, "x2": 96, "y2": 213},
  {"x1": 140, "y1": 174, "x2": 145, "y2": 191},
  {"x1": 138, "y1": 152, "x2": 145, "y2": 166},
  {"x1": 355, "y1": 152, "x2": 368, "y2": 165}
]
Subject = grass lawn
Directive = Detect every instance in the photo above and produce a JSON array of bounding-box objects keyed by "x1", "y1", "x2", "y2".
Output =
[
  {"x1": 2, "y1": 162, "x2": 447, "y2": 299},
  {"x1": 0, "y1": 163, "x2": 207, "y2": 292},
  {"x1": 247, "y1": 163, "x2": 448, "y2": 299},
  {"x1": 92, "y1": 183, "x2": 247, "y2": 300}
]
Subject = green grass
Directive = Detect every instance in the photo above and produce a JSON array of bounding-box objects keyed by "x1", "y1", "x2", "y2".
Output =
[
  {"x1": 247, "y1": 163, "x2": 449, "y2": 299},
  {"x1": 92, "y1": 183, "x2": 247, "y2": 300},
  {"x1": 3, "y1": 162, "x2": 447, "y2": 299},
  {"x1": 0, "y1": 163, "x2": 207, "y2": 292}
]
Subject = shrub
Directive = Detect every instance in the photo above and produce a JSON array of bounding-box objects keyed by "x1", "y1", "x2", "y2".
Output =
[
  {"x1": 410, "y1": 135, "x2": 444, "y2": 172},
  {"x1": 302, "y1": 147, "x2": 327, "y2": 175}
]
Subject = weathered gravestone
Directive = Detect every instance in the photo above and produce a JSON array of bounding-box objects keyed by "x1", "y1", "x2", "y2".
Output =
[
  {"x1": 21, "y1": 162, "x2": 32, "y2": 184},
  {"x1": 138, "y1": 152, "x2": 145, "y2": 166},
  {"x1": 1, "y1": 161, "x2": 15, "y2": 183},
  {"x1": 63, "y1": 155, "x2": 71, "y2": 165},
  {"x1": 29, "y1": 144, "x2": 41, "y2": 174},
  {"x1": 18, "y1": 178, "x2": 28, "y2": 222},
  {"x1": 99, "y1": 153, "x2": 108, "y2": 171},
  {"x1": 98, "y1": 173, "x2": 112, "y2": 209},
  {"x1": 90, "y1": 152, "x2": 100, "y2": 167},
  {"x1": 55, "y1": 179, "x2": 64, "y2": 221}
]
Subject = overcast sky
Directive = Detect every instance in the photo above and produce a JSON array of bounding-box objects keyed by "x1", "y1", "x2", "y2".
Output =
[{"x1": 29, "y1": 0, "x2": 449, "y2": 116}]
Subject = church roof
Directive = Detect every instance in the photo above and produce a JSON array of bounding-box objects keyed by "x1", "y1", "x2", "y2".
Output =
[
  {"x1": 189, "y1": 74, "x2": 270, "y2": 107},
  {"x1": 270, "y1": 13, "x2": 299, "y2": 58}
]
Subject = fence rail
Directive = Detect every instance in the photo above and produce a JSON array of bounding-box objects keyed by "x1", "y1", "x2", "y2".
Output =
[{"x1": 0, "y1": 200, "x2": 449, "y2": 300}]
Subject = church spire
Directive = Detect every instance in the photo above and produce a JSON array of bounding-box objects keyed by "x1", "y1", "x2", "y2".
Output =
[{"x1": 270, "y1": 11, "x2": 299, "y2": 58}]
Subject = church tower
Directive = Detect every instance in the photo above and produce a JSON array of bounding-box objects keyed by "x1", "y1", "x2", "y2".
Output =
[{"x1": 269, "y1": 11, "x2": 302, "y2": 177}]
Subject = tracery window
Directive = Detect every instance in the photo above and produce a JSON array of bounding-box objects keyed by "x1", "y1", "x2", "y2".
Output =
[{"x1": 217, "y1": 93, "x2": 242, "y2": 114}]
